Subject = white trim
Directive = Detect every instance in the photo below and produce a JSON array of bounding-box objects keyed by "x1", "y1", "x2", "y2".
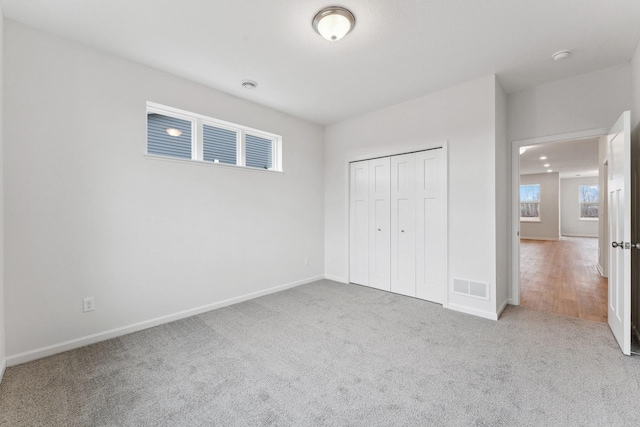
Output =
[
  {"x1": 6, "y1": 275, "x2": 324, "y2": 367},
  {"x1": 324, "y1": 275, "x2": 349, "y2": 284},
  {"x1": 497, "y1": 299, "x2": 509, "y2": 319},
  {"x1": 507, "y1": 298, "x2": 518, "y2": 305},
  {"x1": 520, "y1": 236, "x2": 560, "y2": 241},
  {"x1": 448, "y1": 303, "x2": 499, "y2": 321},
  {"x1": 597, "y1": 263, "x2": 607, "y2": 278},
  {"x1": 348, "y1": 141, "x2": 447, "y2": 164},
  {"x1": 0, "y1": 358, "x2": 6, "y2": 383},
  {"x1": 511, "y1": 128, "x2": 608, "y2": 305},
  {"x1": 560, "y1": 233, "x2": 598, "y2": 238},
  {"x1": 144, "y1": 154, "x2": 285, "y2": 174},
  {"x1": 146, "y1": 101, "x2": 282, "y2": 171}
]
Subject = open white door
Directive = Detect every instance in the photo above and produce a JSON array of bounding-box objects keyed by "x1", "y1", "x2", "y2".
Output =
[{"x1": 608, "y1": 111, "x2": 632, "y2": 356}]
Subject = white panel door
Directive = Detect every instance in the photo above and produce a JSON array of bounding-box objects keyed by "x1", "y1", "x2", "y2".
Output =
[
  {"x1": 607, "y1": 111, "x2": 631, "y2": 355},
  {"x1": 391, "y1": 153, "x2": 416, "y2": 296},
  {"x1": 415, "y1": 149, "x2": 445, "y2": 303},
  {"x1": 368, "y1": 157, "x2": 391, "y2": 290},
  {"x1": 349, "y1": 161, "x2": 370, "y2": 286}
]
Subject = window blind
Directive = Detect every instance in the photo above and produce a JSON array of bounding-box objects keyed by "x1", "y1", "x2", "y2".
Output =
[
  {"x1": 203, "y1": 125, "x2": 237, "y2": 165},
  {"x1": 246, "y1": 134, "x2": 273, "y2": 169},
  {"x1": 147, "y1": 114, "x2": 192, "y2": 159}
]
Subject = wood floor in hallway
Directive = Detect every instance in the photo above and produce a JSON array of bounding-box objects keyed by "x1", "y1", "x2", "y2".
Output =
[{"x1": 520, "y1": 237, "x2": 607, "y2": 323}]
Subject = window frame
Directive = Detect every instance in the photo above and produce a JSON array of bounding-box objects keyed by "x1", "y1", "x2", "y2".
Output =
[
  {"x1": 146, "y1": 102, "x2": 282, "y2": 172},
  {"x1": 578, "y1": 184, "x2": 599, "y2": 221},
  {"x1": 519, "y1": 183, "x2": 541, "y2": 222}
]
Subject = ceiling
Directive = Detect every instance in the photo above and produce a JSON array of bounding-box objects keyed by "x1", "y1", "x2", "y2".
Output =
[
  {"x1": 520, "y1": 137, "x2": 600, "y2": 178},
  {"x1": 2, "y1": 1, "x2": 640, "y2": 125}
]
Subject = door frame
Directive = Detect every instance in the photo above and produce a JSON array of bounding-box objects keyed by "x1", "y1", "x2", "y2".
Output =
[
  {"x1": 510, "y1": 128, "x2": 609, "y2": 305},
  {"x1": 347, "y1": 140, "x2": 449, "y2": 308}
]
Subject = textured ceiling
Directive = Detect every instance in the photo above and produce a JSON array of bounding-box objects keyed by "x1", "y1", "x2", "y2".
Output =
[
  {"x1": 2, "y1": 0, "x2": 640, "y2": 125},
  {"x1": 520, "y1": 138, "x2": 600, "y2": 178}
]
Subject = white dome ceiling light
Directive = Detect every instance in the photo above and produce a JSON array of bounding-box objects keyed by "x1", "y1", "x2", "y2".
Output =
[
  {"x1": 312, "y1": 6, "x2": 356, "y2": 41},
  {"x1": 552, "y1": 50, "x2": 571, "y2": 61}
]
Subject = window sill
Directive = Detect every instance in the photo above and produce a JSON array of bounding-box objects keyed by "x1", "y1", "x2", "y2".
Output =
[
  {"x1": 520, "y1": 218, "x2": 541, "y2": 223},
  {"x1": 144, "y1": 154, "x2": 284, "y2": 174}
]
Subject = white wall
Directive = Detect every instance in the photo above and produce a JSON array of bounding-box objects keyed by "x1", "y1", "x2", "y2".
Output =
[
  {"x1": 560, "y1": 177, "x2": 599, "y2": 237},
  {"x1": 325, "y1": 75, "x2": 503, "y2": 320},
  {"x1": 520, "y1": 173, "x2": 559, "y2": 240},
  {"x1": 508, "y1": 64, "x2": 632, "y2": 142},
  {"x1": 0, "y1": 8, "x2": 6, "y2": 380},
  {"x1": 4, "y1": 21, "x2": 325, "y2": 361},
  {"x1": 495, "y1": 81, "x2": 509, "y2": 313}
]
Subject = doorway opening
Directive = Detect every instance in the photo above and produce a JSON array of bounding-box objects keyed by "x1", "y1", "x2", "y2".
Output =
[
  {"x1": 517, "y1": 137, "x2": 607, "y2": 322},
  {"x1": 511, "y1": 129, "x2": 610, "y2": 318}
]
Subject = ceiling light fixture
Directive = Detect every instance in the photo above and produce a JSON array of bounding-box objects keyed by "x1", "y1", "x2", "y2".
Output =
[
  {"x1": 519, "y1": 147, "x2": 527, "y2": 155},
  {"x1": 166, "y1": 128, "x2": 183, "y2": 137},
  {"x1": 242, "y1": 80, "x2": 258, "y2": 90},
  {"x1": 543, "y1": 163, "x2": 550, "y2": 167},
  {"x1": 539, "y1": 156, "x2": 547, "y2": 160},
  {"x1": 552, "y1": 50, "x2": 571, "y2": 61},
  {"x1": 547, "y1": 169, "x2": 553, "y2": 173},
  {"x1": 312, "y1": 6, "x2": 355, "y2": 41}
]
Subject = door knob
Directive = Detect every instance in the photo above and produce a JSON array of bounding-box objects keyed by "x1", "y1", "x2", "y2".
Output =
[
  {"x1": 612, "y1": 241, "x2": 623, "y2": 248},
  {"x1": 632, "y1": 243, "x2": 640, "y2": 249}
]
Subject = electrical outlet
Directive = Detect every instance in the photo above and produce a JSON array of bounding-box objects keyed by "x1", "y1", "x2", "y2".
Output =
[
  {"x1": 83, "y1": 297, "x2": 95, "y2": 312},
  {"x1": 304, "y1": 257, "x2": 309, "y2": 266}
]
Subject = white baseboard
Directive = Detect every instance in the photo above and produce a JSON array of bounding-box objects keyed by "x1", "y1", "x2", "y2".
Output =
[
  {"x1": 497, "y1": 300, "x2": 509, "y2": 319},
  {"x1": 507, "y1": 298, "x2": 518, "y2": 305},
  {"x1": 596, "y1": 263, "x2": 608, "y2": 278},
  {"x1": 0, "y1": 357, "x2": 6, "y2": 383},
  {"x1": 324, "y1": 275, "x2": 349, "y2": 284},
  {"x1": 520, "y1": 236, "x2": 560, "y2": 241},
  {"x1": 7, "y1": 275, "x2": 324, "y2": 367},
  {"x1": 561, "y1": 233, "x2": 598, "y2": 238},
  {"x1": 447, "y1": 303, "x2": 499, "y2": 321}
]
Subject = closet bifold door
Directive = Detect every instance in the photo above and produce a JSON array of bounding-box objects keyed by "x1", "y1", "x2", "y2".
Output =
[
  {"x1": 415, "y1": 149, "x2": 445, "y2": 303},
  {"x1": 349, "y1": 160, "x2": 370, "y2": 286},
  {"x1": 391, "y1": 153, "x2": 416, "y2": 297},
  {"x1": 368, "y1": 157, "x2": 391, "y2": 291}
]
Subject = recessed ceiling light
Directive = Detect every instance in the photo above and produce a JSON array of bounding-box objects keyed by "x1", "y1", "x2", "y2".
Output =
[
  {"x1": 547, "y1": 169, "x2": 553, "y2": 173},
  {"x1": 313, "y1": 6, "x2": 356, "y2": 41},
  {"x1": 543, "y1": 164, "x2": 550, "y2": 167},
  {"x1": 242, "y1": 80, "x2": 258, "y2": 90},
  {"x1": 519, "y1": 147, "x2": 527, "y2": 155},
  {"x1": 539, "y1": 156, "x2": 547, "y2": 160},
  {"x1": 552, "y1": 50, "x2": 571, "y2": 61},
  {"x1": 165, "y1": 128, "x2": 182, "y2": 137}
]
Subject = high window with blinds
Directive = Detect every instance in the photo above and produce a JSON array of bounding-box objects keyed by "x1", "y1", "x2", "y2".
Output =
[{"x1": 146, "y1": 102, "x2": 282, "y2": 171}]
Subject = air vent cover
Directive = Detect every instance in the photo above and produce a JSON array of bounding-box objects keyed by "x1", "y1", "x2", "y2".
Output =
[{"x1": 453, "y1": 278, "x2": 489, "y2": 300}]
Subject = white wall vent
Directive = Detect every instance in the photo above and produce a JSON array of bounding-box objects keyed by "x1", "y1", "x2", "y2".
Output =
[
  {"x1": 453, "y1": 278, "x2": 469, "y2": 295},
  {"x1": 452, "y1": 278, "x2": 490, "y2": 300}
]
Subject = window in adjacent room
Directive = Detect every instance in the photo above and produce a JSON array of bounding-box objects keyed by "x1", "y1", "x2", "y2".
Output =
[
  {"x1": 146, "y1": 102, "x2": 282, "y2": 171},
  {"x1": 579, "y1": 185, "x2": 599, "y2": 219},
  {"x1": 520, "y1": 184, "x2": 541, "y2": 221}
]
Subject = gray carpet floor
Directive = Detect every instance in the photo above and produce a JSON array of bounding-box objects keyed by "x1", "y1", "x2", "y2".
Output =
[{"x1": 1, "y1": 279, "x2": 639, "y2": 426}]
